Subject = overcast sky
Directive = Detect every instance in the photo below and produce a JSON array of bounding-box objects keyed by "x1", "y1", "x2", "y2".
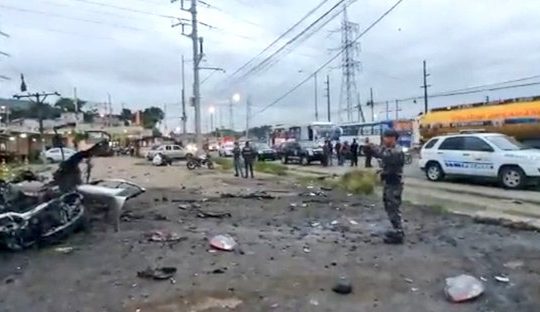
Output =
[{"x1": 1, "y1": 0, "x2": 540, "y2": 132}]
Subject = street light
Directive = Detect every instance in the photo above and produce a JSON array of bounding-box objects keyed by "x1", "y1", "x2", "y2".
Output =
[
  {"x1": 208, "y1": 106, "x2": 215, "y2": 134},
  {"x1": 232, "y1": 93, "x2": 241, "y2": 103}
]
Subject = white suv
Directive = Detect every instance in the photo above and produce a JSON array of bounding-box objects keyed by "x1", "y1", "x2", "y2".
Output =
[
  {"x1": 146, "y1": 145, "x2": 194, "y2": 161},
  {"x1": 419, "y1": 133, "x2": 540, "y2": 189}
]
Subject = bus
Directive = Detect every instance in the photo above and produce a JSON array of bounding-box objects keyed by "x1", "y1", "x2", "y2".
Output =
[
  {"x1": 335, "y1": 120, "x2": 414, "y2": 153},
  {"x1": 270, "y1": 122, "x2": 335, "y2": 146}
]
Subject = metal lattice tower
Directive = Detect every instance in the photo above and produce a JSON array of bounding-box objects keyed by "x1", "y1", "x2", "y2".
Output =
[{"x1": 338, "y1": 6, "x2": 364, "y2": 123}]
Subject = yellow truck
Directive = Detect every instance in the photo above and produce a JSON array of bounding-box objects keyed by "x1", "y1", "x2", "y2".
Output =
[{"x1": 419, "y1": 96, "x2": 540, "y2": 148}]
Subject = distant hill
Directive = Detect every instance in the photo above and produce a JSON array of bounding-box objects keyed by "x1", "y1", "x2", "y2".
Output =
[{"x1": 0, "y1": 98, "x2": 33, "y2": 110}]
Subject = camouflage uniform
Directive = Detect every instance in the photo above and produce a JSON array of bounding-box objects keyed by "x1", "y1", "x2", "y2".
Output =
[{"x1": 373, "y1": 145, "x2": 405, "y2": 235}]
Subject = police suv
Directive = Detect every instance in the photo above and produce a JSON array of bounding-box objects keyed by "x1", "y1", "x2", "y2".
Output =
[{"x1": 419, "y1": 133, "x2": 540, "y2": 189}]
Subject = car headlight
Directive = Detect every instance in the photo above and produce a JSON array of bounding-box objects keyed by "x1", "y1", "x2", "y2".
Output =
[
  {"x1": 186, "y1": 144, "x2": 197, "y2": 152},
  {"x1": 402, "y1": 147, "x2": 409, "y2": 153},
  {"x1": 307, "y1": 149, "x2": 314, "y2": 156}
]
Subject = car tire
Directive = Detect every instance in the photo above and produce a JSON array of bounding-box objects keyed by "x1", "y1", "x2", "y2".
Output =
[
  {"x1": 300, "y1": 156, "x2": 309, "y2": 166},
  {"x1": 499, "y1": 166, "x2": 526, "y2": 190},
  {"x1": 185, "y1": 153, "x2": 193, "y2": 160},
  {"x1": 425, "y1": 161, "x2": 444, "y2": 181},
  {"x1": 281, "y1": 156, "x2": 288, "y2": 164}
]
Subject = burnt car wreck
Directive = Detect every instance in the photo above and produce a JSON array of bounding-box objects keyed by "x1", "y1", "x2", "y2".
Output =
[{"x1": 0, "y1": 141, "x2": 145, "y2": 251}]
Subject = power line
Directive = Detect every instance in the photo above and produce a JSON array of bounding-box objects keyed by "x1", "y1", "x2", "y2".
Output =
[
  {"x1": 254, "y1": 0, "x2": 406, "y2": 117},
  {"x1": 0, "y1": 4, "x2": 144, "y2": 31},
  {"x1": 225, "y1": 0, "x2": 330, "y2": 81},
  {"x1": 235, "y1": 0, "x2": 350, "y2": 82},
  {"x1": 69, "y1": 0, "x2": 180, "y2": 19},
  {"x1": 197, "y1": 0, "x2": 262, "y2": 29}
]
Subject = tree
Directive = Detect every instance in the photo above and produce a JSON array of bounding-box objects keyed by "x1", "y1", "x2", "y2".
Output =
[
  {"x1": 141, "y1": 106, "x2": 164, "y2": 129},
  {"x1": 120, "y1": 108, "x2": 132, "y2": 121},
  {"x1": 54, "y1": 98, "x2": 86, "y2": 113}
]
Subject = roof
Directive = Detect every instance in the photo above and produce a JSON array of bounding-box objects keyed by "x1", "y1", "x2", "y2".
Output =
[{"x1": 432, "y1": 132, "x2": 505, "y2": 139}]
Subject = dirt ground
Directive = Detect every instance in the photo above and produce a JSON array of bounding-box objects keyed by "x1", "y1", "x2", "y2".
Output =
[{"x1": 1, "y1": 157, "x2": 540, "y2": 312}]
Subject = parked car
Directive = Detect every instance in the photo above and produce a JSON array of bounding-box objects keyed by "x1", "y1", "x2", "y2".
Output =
[
  {"x1": 419, "y1": 133, "x2": 540, "y2": 189},
  {"x1": 42, "y1": 147, "x2": 77, "y2": 163},
  {"x1": 219, "y1": 142, "x2": 235, "y2": 157},
  {"x1": 254, "y1": 143, "x2": 277, "y2": 161},
  {"x1": 145, "y1": 144, "x2": 194, "y2": 161},
  {"x1": 279, "y1": 141, "x2": 324, "y2": 165}
]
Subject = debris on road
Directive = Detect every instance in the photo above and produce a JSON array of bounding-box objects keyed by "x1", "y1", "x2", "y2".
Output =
[
  {"x1": 220, "y1": 191, "x2": 276, "y2": 200},
  {"x1": 146, "y1": 230, "x2": 186, "y2": 243},
  {"x1": 504, "y1": 260, "x2": 524, "y2": 270},
  {"x1": 54, "y1": 246, "x2": 75, "y2": 254},
  {"x1": 209, "y1": 234, "x2": 237, "y2": 251},
  {"x1": 332, "y1": 277, "x2": 353, "y2": 295},
  {"x1": 495, "y1": 275, "x2": 510, "y2": 283},
  {"x1": 137, "y1": 266, "x2": 177, "y2": 280},
  {"x1": 444, "y1": 274, "x2": 484, "y2": 303},
  {"x1": 196, "y1": 210, "x2": 232, "y2": 219}
]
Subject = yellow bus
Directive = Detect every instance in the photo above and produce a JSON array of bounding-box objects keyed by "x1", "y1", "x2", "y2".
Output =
[{"x1": 419, "y1": 96, "x2": 540, "y2": 148}]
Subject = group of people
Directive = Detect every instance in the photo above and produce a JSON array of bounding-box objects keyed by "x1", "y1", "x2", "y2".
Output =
[
  {"x1": 321, "y1": 138, "x2": 375, "y2": 168},
  {"x1": 232, "y1": 141, "x2": 256, "y2": 179}
]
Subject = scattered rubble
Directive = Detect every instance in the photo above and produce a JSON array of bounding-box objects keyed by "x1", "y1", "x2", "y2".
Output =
[
  {"x1": 137, "y1": 266, "x2": 177, "y2": 280},
  {"x1": 332, "y1": 277, "x2": 353, "y2": 295},
  {"x1": 444, "y1": 274, "x2": 484, "y2": 303},
  {"x1": 220, "y1": 191, "x2": 276, "y2": 200},
  {"x1": 209, "y1": 234, "x2": 237, "y2": 251},
  {"x1": 196, "y1": 210, "x2": 231, "y2": 219},
  {"x1": 54, "y1": 247, "x2": 75, "y2": 254},
  {"x1": 146, "y1": 230, "x2": 186, "y2": 243},
  {"x1": 494, "y1": 275, "x2": 510, "y2": 283}
]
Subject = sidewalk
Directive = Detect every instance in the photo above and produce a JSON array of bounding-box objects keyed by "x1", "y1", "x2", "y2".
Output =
[{"x1": 288, "y1": 164, "x2": 540, "y2": 229}]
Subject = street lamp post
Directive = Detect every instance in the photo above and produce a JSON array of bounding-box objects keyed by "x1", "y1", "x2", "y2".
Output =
[
  {"x1": 230, "y1": 93, "x2": 240, "y2": 130},
  {"x1": 209, "y1": 106, "x2": 215, "y2": 135}
]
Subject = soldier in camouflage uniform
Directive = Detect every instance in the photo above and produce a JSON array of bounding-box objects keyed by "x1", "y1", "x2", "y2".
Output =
[{"x1": 372, "y1": 129, "x2": 405, "y2": 244}]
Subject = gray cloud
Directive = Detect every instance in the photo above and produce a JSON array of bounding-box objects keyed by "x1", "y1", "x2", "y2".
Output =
[{"x1": 1, "y1": 0, "x2": 539, "y2": 131}]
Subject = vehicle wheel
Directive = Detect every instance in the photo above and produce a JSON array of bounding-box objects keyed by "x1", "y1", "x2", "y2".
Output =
[
  {"x1": 207, "y1": 162, "x2": 214, "y2": 170},
  {"x1": 46, "y1": 157, "x2": 55, "y2": 164},
  {"x1": 186, "y1": 160, "x2": 197, "y2": 170},
  {"x1": 499, "y1": 166, "x2": 526, "y2": 189},
  {"x1": 300, "y1": 156, "x2": 310, "y2": 166},
  {"x1": 425, "y1": 162, "x2": 444, "y2": 181},
  {"x1": 281, "y1": 156, "x2": 288, "y2": 164},
  {"x1": 185, "y1": 153, "x2": 193, "y2": 160}
]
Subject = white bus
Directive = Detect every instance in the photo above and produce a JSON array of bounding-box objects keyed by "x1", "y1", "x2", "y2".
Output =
[
  {"x1": 335, "y1": 120, "x2": 414, "y2": 153},
  {"x1": 270, "y1": 122, "x2": 336, "y2": 146}
]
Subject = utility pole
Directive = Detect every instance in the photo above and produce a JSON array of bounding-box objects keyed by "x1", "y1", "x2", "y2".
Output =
[
  {"x1": 422, "y1": 60, "x2": 430, "y2": 114},
  {"x1": 385, "y1": 101, "x2": 389, "y2": 120},
  {"x1": 369, "y1": 87, "x2": 374, "y2": 122},
  {"x1": 314, "y1": 72, "x2": 319, "y2": 121},
  {"x1": 181, "y1": 55, "x2": 187, "y2": 134},
  {"x1": 107, "y1": 93, "x2": 112, "y2": 127},
  {"x1": 245, "y1": 96, "x2": 251, "y2": 139},
  {"x1": 173, "y1": 0, "x2": 203, "y2": 148},
  {"x1": 325, "y1": 75, "x2": 331, "y2": 122},
  {"x1": 13, "y1": 92, "x2": 60, "y2": 135},
  {"x1": 229, "y1": 99, "x2": 233, "y2": 130},
  {"x1": 395, "y1": 99, "x2": 399, "y2": 119}
]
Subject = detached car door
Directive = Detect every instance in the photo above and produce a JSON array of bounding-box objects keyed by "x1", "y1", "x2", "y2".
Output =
[{"x1": 436, "y1": 137, "x2": 467, "y2": 175}]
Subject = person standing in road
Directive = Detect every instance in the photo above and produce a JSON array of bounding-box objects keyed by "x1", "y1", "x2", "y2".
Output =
[
  {"x1": 322, "y1": 140, "x2": 329, "y2": 167},
  {"x1": 232, "y1": 141, "x2": 244, "y2": 177},
  {"x1": 363, "y1": 137, "x2": 373, "y2": 168},
  {"x1": 335, "y1": 140, "x2": 342, "y2": 166},
  {"x1": 350, "y1": 139, "x2": 359, "y2": 167},
  {"x1": 341, "y1": 141, "x2": 350, "y2": 166},
  {"x1": 372, "y1": 129, "x2": 405, "y2": 244},
  {"x1": 242, "y1": 141, "x2": 255, "y2": 179},
  {"x1": 326, "y1": 140, "x2": 334, "y2": 166}
]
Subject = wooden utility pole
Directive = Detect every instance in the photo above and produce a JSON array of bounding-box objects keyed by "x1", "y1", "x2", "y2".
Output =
[
  {"x1": 422, "y1": 60, "x2": 430, "y2": 113},
  {"x1": 369, "y1": 87, "x2": 374, "y2": 122},
  {"x1": 13, "y1": 91, "x2": 60, "y2": 135}
]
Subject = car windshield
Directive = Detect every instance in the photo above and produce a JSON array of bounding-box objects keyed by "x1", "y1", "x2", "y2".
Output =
[
  {"x1": 255, "y1": 143, "x2": 270, "y2": 150},
  {"x1": 485, "y1": 135, "x2": 529, "y2": 151}
]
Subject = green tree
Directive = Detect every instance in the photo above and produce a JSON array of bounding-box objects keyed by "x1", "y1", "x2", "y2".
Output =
[
  {"x1": 54, "y1": 98, "x2": 86, "y2": 112},
  {"x1": 141, "y1": 106, "x2": 164, "y2": 129},
  {"x1": 120, "y1": 108, "x2": 133, "y2": 121}
]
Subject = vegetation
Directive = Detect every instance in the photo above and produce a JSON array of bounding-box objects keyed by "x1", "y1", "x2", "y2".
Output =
[
  {"x1": 339, "y1": 170, "x2": 378, "y2": 195},
  {"x1": 214, "y1": 158, "x2": 233, "y2": 171},
  {"x1": 141, "y1": 107, "x2": 165, "y2": 129},
  {"x1": 254, "y1": 161, "x2": 288, "y2": 176}
]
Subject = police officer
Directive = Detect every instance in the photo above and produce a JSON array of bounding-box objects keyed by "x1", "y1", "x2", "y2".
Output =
[
  {"x1": 232, "y1": 141, "x2": 244, "y2": 177},
  {"x1": 372, "y1": 129, "x2": 405, "y2": 244},
  {"x1": 241, "y1": 141, "x2": 255, "y2": 179}
]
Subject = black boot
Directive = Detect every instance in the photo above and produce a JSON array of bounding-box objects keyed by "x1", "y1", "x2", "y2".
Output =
[{"x1": 383, "y1": 230, "x2": 404, "y2": 245}]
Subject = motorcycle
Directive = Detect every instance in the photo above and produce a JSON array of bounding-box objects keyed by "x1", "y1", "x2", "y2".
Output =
[
  {"x1": 403, "y1": 147, "x2": 413, "y2": 165},
  {"x1": 186, "y1": 154, "x2": 214, "y2": 170}
]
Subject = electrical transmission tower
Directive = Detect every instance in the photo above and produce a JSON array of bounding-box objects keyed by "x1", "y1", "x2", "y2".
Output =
[{"x1": 338, "y1": 6, "x2": 364, "y2": 123}]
